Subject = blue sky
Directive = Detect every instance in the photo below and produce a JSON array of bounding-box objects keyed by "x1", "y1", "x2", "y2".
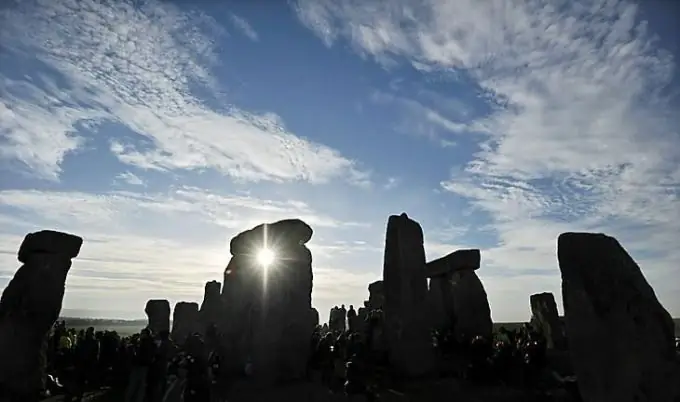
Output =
[{"x1": 1, "y1": 0, "x2": 678, "y2": 322}]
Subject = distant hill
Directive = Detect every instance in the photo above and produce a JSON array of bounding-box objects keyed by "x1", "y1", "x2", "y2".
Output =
[{"x1": 60, "y1": 317, "x2": 149, "y2": 336}]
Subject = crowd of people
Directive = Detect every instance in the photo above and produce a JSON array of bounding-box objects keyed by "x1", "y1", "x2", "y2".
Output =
[
  {"x1": 44, "y1": 322, "x2": 222, "y2": 402},
  {"x1": 42, "y1": 313, "x2": 680, "y2": 402}
]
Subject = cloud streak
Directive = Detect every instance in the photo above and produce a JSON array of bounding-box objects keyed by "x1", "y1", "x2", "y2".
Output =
[
  {"x1": 0, "y1": 0, "x2": 368, "y2": 185},
  {"x1": 294, "y1": 0, "x2": 680, "y2": 318},
  {"x1": 229, "y1": 13, "x2": 259, "y2": 41}
]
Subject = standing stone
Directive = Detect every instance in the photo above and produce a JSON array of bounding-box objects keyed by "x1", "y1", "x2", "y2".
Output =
[
  {"x1": 0, "y1": 230, "x2": 82, "y2": 401},
  {"x1": 200, "y1": 281, "x2": 222, "y2": 333},
  {"x1": 558, "y1": 232, "x2": 678, "y2": 402},
  {"x1": 145, "y1": 299, "x2": 170, "y2": 334},
  {"x1": 221, "y1": 218, "x2": 315, "y2": 384},
  {"x1": 426, "y1": 249, "x2": 481, "y2": 332},
  {"x1": 311, "y1": 307, "x2": 319, "y2": 327},
  {"x1": 427, "y1": 277, "x2": 450, "y2": 331},
  {"x1": 449, "y1": 270, "x2": 493, "y2": 341},
  {"x1": 382, "y1": 213, "x2": 434, "y2": 377},
  {"x1": 529, "y1": 292, "x2": 565, "y2": 350},
  {"x1": 368, "y1": 280, "x2": 384, "y2": 310},
  {"x1": 171, "y1": 302, "x2": 200, "y2": 344}
]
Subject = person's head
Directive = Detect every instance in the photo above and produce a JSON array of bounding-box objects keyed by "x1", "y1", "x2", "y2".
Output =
[
  {"x1": 341, "y1": 304, "x2": 345, "y2": 309},
  {"x1": 349, "y1": 305, "x2": 354, "y2": 310},
  {"x1": 140, "y1": 328, "x2": 151, "y2": 338}
]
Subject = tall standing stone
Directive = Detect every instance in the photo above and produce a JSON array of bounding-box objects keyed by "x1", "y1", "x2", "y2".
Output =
[
  {"x1": 558, "y1": 232, "x2": 678, "y2": 402},
  {"x1": 171, "y1": 302, "x2": 200, "y2": 344},
  {"x1": 0, "y1": 230, "x2": 82, "y2": 401},
  {"x1": 449, "y1": 270, "x2": 492, "y2": 341},
  {"x1": 145, "y1": 299, "x2": 170, "y2": 334},
  {"x1": 382, "y1": 213, "x2": 434, "y2": 377},
  {"x1": 200, "y1": 281, "x2": 222, "y2": 333},
  {"x1": 529, "y1": 292, "x2": 565, "y2": 350},
  {"x1": 221, "y1": 219, "x2": 315, "y2": 384}
]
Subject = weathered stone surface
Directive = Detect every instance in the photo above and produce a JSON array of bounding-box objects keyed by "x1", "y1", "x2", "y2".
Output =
[
  {"x1": 529, "y1": 292, "x2": 565, "y2": 350},
  {"x1": 428, "y1": 276, "x2": 454, "y2": 331},
  {"x1": 558, "y1": 232, "x2": 678, "y2": 402},
  {"x1": 229, "y1": 219, "x2": 312, "y2": 256},
  {"x1": 382, "y1": 213, "x2": 434, "y2": 377},
  {"x1": 199, "y1": 280, "x2": 222, "y2": 333},
  {"x1": 222, "y1": 219, "x2": 315, "y2": 384},
  {"x1": 425, "y1": 249, "x2": 480, "y2": 278},
  {"x1": 220, "y1": 254, "x2": 259, "y2": 374},
  {"x1": 0, "y1": 230, "x2": 82, "y2": 400},
  {"x1": 145, "y1": 299, "x2": 170, "y2": 334},
  {"x1": 449, "y1": 270, "x2": 492, "y2": 341},
  {"x1": 171, "y1": 302, "x2": 200, "y2": 344}
]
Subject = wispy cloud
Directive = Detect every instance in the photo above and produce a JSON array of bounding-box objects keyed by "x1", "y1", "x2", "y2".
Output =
[
  {"x1": 0, "y1": 188, "x2": 370, "y2": 232},
  {"x1": 114, "y1": 171, "x2": 145, "y2": 186},
  {"x1": 294, "y1": 0, "x2": 680, "y2": 317},
  {"x1": 229, "y1": 13, "x2": 259, "y2": 41},
  {"x1": 371, "y1": 90, "x2": 469, "y2": 144},
  {"x1": 383, "y1": 177, "x2": 400, "y2": 190},
  {"x1": 0, "y1": 0, "x2": 368, "y2": 185}
]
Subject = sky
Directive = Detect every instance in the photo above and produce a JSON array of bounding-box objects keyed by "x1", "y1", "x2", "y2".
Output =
[{"x1": 1, "y1": 0, "x2": 679, "y2": 323}]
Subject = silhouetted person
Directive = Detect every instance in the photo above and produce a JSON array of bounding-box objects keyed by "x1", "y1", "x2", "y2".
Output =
[
  {"x1": 147, "y1": 330, "x2": 171, "y2": 402},
  {"x1": 124, "y1": 328, "x2": 155, "y2": 402},
  {"x1": 339, "y1": 305, "x2": 347, "y2": 332},
  {"x1": 72, "y1": 327, "x2": 99, "y2": 400},
  {"x1": 347, "y1": 305, "x2": 357, "y2": 333},
  {"x1": 183, "y1": 334, "x2": 210, "y2": 402}
]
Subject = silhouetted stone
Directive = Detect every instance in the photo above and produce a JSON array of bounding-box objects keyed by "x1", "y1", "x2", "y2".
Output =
[
  {"x1": 17, "y1": 230, "x2": 82, "y2": 264},
  {"x1": 171, "y1": 302, "x2": 200, "y2": 344},
  {"x1": 0, "y1": 230, "x2": 82, "y2": 400},
  {"x1": 367, "y1": 280, "x2": 384, "y2": 310},
  {"x1": 145, "y1": 299, "x2": 170, "y2": 334},
  {"x1": 425, "y1": 249, "x2": 480, "y2": 278},
  {"x1": 382, "y1": 213, "x2": 434, "y2": 377},
  {"x1": 229, "y1": 219, "x2": 312, "y2": 256},
  {"x1": 222, "y1": 219, "x2": 315, "y2": 384},
  {"x1": 311, "y1": 307, "x2": 319, "y2": 327},
  {"x1": 449, "y1": 270, "x2": 492, "y2": 341},
  {"x1": 558, "y1": 232, "x2": 678, "y2": 402},
  {"x1": 426, "y1": 250, "x2": 482, "y2": 332},
  {"x1": 530, "y1": 292, "x2": 565, "y2": 350},
  {"x1": 200, "y1": 280, "x2": 221, "y2": 332},
  {"x1": 427, "y1": 276, "x2": 453, "y2": 331}
]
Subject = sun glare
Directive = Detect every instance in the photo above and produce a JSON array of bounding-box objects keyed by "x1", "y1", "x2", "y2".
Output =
[{"x1": 256, "y1": 248, "x2": 276, "y2": 268}]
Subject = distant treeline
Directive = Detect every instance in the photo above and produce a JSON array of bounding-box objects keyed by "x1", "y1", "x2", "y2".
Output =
[{"x1": 60, "y1": 317, "x2": 150, "y2": 327}]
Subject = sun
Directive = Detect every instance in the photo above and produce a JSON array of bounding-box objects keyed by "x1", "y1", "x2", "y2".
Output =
[{"x1": 256, "y1": 248, "x2": 276, "y2": 268}]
